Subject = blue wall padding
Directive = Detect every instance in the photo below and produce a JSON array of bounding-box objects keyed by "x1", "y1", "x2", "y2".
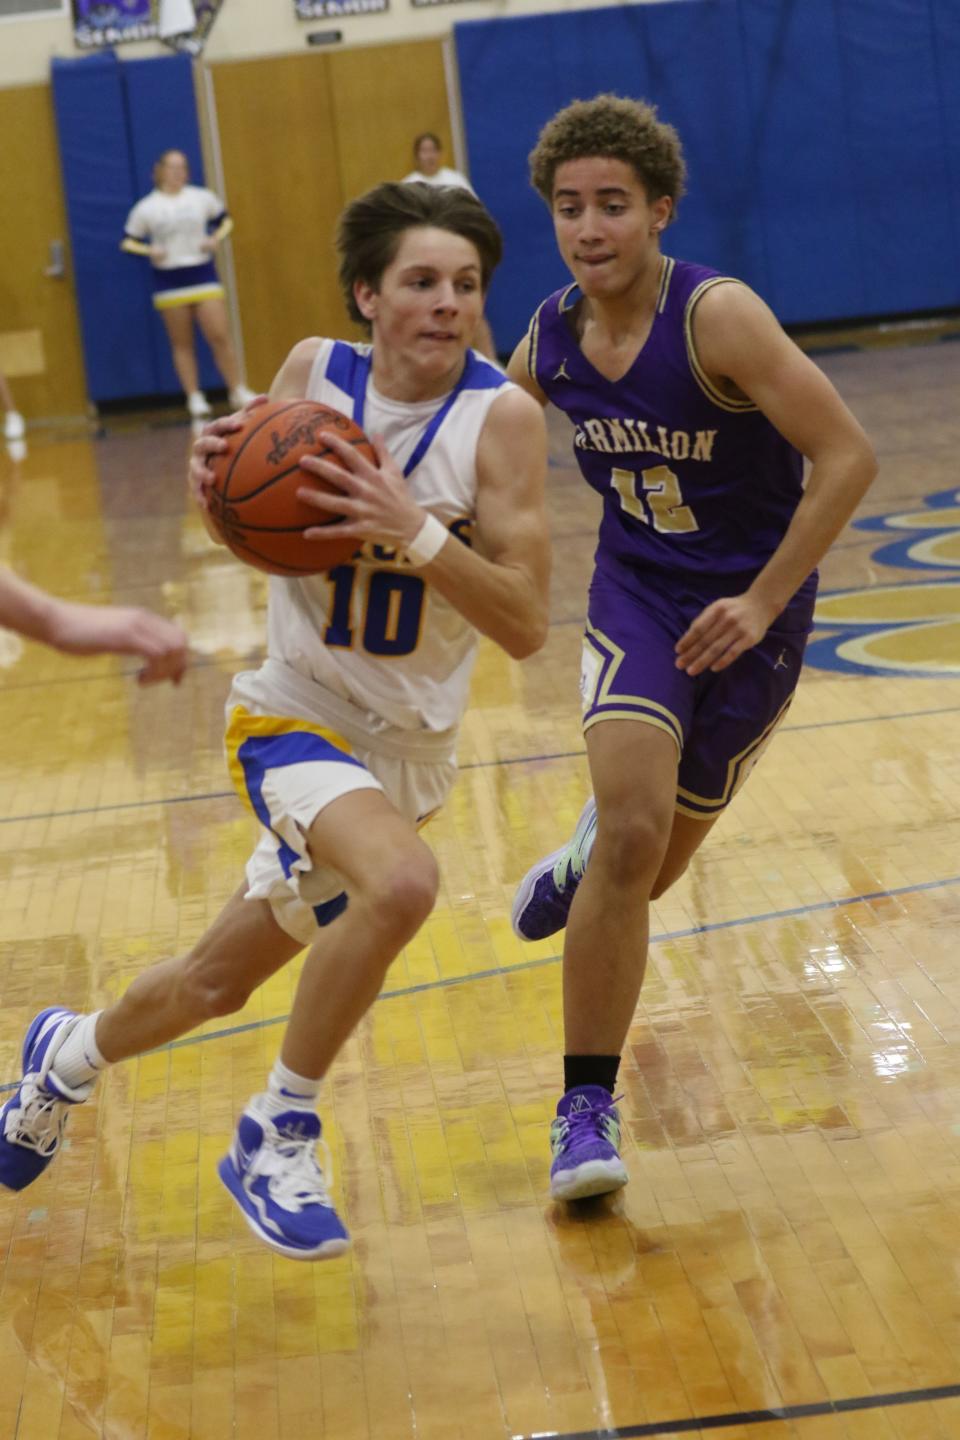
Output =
[
  {"x1": 52, "y1": 49, "x2": 219, "y2": 403},
  {"x1": 52, "y1": 51, "x2": 156, "y2": 402},
  {"x1": 455, "y1": 0, "x2": 960, "y2": 351},
  {"x1": 739, "y1": 0, "x2": 865, "y2": 324},
  {"x1": 597, "y1": 0, "x2": 766, "y2": 288},
  {"x1": 124, "y1": 54, "x2": 206, "y2": 197},
  {"x1": 835, "y1": 0, "x2": 954, "y2": 315},
  {"x1": 932, "y1": 0, "x2": 960, "y2": 265}
]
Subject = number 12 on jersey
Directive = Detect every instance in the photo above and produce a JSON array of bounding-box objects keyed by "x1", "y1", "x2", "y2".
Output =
[{"x1": 611, "y1": 465, "x2": 699, "y2": 534}]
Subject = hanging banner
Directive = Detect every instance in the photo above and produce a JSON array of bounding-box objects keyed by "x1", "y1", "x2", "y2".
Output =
[
  {"x1": 161, "y1": 0, "x2": 225, "y2": 54},
  {"x1": 72, "y1": 0, "x2": 159, "y2": 47},
  {"x1": 295, "y1": 0, "x2": 388, "y2": 18}
]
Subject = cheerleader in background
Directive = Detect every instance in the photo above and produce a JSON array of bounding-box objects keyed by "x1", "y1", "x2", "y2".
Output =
[{"x1": 122, "y1": 148, "x2": 255, "y2": 419}]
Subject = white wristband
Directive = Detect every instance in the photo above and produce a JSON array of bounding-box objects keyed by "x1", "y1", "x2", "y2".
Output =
[{"x1": 405, "y1": 513, "x2": 448, "y2": 568}]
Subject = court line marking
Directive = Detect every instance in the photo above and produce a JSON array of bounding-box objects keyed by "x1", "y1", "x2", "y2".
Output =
[
  {"x1": 1, "y1": 700, "x2": 959, "y2": 828},
  {"x1": 0, "y1": 651, "x2": 244, "y2": 694},
  {"x1": 509, "y1": 1380, "x2": 960, "y2": 1438},
  {"x1": 3, "y1": 870, "x2": 959, "y2": 1094}
]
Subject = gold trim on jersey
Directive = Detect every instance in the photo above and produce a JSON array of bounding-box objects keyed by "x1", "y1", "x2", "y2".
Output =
[
  {"x1": 526, "y1": 306, "x2": 542, "y2": 383},
  {"x1": 656, "y1": 255, "x2": 675, "y2": 313},
  {"x1": 584, "y1": 708, "x2": 681, "y2": 748},
  {"x1": 684, "y1": 278, "x2": 758, "y2": 413},
  {"x1": 528, "y1": 285, "x2": 578, "y2": 387},
  {"x1": 581, "y1": 622, "x2": 683, "y2": 754},
  {"x1": 675, "y1": 693, "x2": 792, "y2": 817},
  {"x1": 558, "y1": 283, "x2": 579, "y2": 314}
]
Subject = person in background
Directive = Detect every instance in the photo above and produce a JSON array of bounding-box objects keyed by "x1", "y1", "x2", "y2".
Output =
[
  {"x1": 402, "y1": 137, "x2": 497, "y2": 359},
  {"x1": 0, "y1": 369, "x2": 25, "y2": 443},
  {"x1": 402, "y1": 132, "x2": 475, "y2": 193},
  {"x1": 122, "y1": 149, "x2": 255, "y2": 420}
]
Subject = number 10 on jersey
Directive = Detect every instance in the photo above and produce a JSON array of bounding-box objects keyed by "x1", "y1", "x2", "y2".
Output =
[{"x1": 324, "y1": 564, "x2": 426, "y2": 656}]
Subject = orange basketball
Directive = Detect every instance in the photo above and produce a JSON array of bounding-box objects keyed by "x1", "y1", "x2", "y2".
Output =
[{"x1": 206, "y1": 399, "x2": 376, "y2": 575}]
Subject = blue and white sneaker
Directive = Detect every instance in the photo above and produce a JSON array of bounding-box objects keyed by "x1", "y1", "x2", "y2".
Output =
[
  {"x1": 0, "y1": 1008, "x2": 94, "y2": 1192},
  {"x1": 549, "y1": 1085, "x2": 629, "y2": 1201},
  {"x1": 511, "y1": 797, "x2": 598, "y2": 941},
  {"x1": 218, "y1": 1103, "x2": 350, "y2": 1260}
]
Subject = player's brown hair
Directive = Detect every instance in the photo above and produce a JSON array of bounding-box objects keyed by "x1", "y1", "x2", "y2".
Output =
[
  {"x1": 529, "y1": 94, "x2": 687, "y2": 221},
  {"x1": 337, "y1": 181, "x2": 503, "y2": 328}
]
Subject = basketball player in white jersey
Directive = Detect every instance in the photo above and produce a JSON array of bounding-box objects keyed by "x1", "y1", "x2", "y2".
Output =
[{"x1": 0, "y1": 182, "x2": 550, "y2": 1261}]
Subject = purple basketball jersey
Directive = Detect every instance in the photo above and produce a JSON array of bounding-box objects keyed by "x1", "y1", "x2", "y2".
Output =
[{"x1": 527, "y1": 258, "x2": 812, "y2": 602}]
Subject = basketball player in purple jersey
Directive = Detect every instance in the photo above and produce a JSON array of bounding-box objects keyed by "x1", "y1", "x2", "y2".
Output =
[{"x1": 508, "y1": 95, "x2": 877, "y2": 1201}]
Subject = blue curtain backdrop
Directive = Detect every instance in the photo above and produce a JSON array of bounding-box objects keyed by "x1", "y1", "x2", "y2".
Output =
[
  {"x1": 52, "y1": 49, "x2": 219, "y2": 404},
  {"x1": 455, "y1": 0, "x2": 960, "y2": 351}
]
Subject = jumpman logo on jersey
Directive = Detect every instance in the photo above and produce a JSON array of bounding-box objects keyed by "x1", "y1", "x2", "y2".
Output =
[
  {"x1": 774, "y1": 649, "x2": 789, "y2": 670},
  {"x1": 552, "y1": 360, "x2": 571, "y2": 382}
]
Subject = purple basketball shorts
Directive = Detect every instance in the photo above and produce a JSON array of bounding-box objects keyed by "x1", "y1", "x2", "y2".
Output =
[{"x1": 581, "y1": 560, "x2": 815, "y2": 819}]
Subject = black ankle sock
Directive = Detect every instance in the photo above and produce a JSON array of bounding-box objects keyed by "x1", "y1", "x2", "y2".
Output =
[{"x1": 564, "y1": 1054, "x2": 620, "y2": 1096}]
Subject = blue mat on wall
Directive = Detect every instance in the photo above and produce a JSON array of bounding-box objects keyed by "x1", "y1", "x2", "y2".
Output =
[
  {"x1": 456, "y1": 0, "x2": 960, "y2": 352},
  {"x1": 52, "y1": 49, "x2": 219, "y2": 404}
]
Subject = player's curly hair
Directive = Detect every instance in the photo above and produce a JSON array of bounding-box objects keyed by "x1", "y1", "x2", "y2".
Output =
[
  {"x1": 529, "y1": 94, "x2": 687, "y2": 221},
  {"x1": 337, "y1": 182, "x2": 503, "y2": 328}
]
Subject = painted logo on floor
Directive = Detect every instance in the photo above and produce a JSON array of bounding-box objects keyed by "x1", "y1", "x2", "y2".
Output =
[{"x1": 807, "y1": 487, "x2": 960, "y2": 676}]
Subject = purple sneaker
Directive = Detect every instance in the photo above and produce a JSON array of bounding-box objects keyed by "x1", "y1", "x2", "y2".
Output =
[
  {"x1": 549, "y1": 1085, "x2": 628, "y2": 1201},
  {"x1": 511, "y1": 797, "x2": 597, "y2": 941},
  {"x1": 0, "y1": 1008, "x2": 94, "y2": 1192}
]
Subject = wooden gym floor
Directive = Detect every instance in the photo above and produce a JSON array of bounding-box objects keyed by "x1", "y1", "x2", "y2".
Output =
[{"x1": 3, "y1": 334, "x2": 960, "y2": 1439}]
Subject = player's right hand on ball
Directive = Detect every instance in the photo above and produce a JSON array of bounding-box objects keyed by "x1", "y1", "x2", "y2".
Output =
[
  {"x1": 188, "y1": 431, "x2": 225, "y2": 511},
  {"x1": 187, "y1": 396, "x2": 269, "y2": 509}
]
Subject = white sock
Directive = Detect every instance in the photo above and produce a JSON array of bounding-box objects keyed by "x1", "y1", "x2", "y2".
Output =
[
  {"x1": 257, "y1": 1057, "x2": 322, "y2": 1117},
  {"x1": 51, "y1": 1011, "x2": 107, "y2": 1088}
]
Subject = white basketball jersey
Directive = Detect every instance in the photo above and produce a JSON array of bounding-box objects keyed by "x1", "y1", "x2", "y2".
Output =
[{"x1": 265, "y1": 339, "x2": 515, "y2": 733}]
